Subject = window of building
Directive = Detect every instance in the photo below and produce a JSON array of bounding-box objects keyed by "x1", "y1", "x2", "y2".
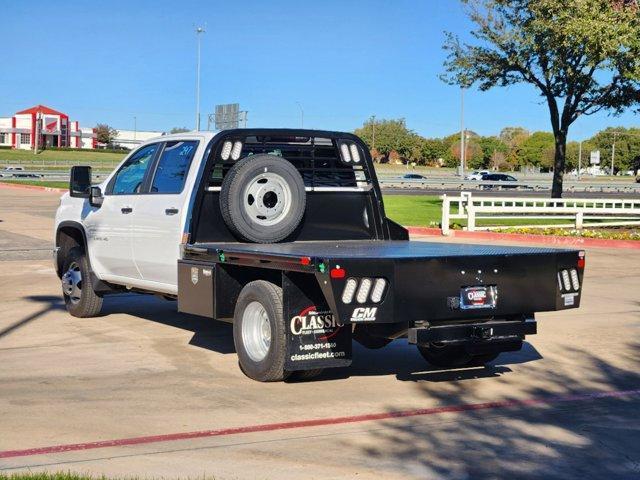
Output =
[
  {"x1": 0, "y1": 133, "x2": 6, "y2": 144},
  {"x1": 20, "y1": 133, "x2": 30, "y2": 144},
  {"x1": 110, "y1": 143, "x2": 159, "y2": 195},
  {"x1": 150, "y1": 141, "x2": 199, "y2": 194}
]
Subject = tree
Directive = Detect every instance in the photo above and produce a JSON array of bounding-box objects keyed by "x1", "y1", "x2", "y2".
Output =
[
  {"x1": 170, "y1": 127, "x2": 190, "y2": 134},
  {"x1": 94, "y1": 124, "x2": 118, "y2": 146},
  {"x1": 589, "y1": 127, "x2": 640, "y2": 172},
  {"x1": 519, "y1": 131, "x2": 555, "y2": 169},
  {"x1": 442, "y1": 0, "x2": 640, "y2": 197},
  {"x1": 354, "y1": 118, "x2": 416, "y2": 162}
]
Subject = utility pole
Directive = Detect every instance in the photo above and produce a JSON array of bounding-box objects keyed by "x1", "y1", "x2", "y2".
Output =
[
  {"x1": 295, "y1": 102, "x2": 304, "y2": 128},
  {"x1": 577, "y1": 140, "x2": 582, "y2": 180},
  {"x1": 194, "y1": 25, "x2": 206, "y2": 131},
  {"x1": 459, "y1": 88, "x2": 465, "y2": 176},
  {"x1": 611, "y1": 132, "x2": 618, "y2": 175},
  {"x1": 371, "y1": 115, "x2": 376, "y2": 151}
]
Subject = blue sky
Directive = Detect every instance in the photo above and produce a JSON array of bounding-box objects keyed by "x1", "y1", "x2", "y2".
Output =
[{"x1": 0, "y1": 0, "x2": 637, "y2": 140}]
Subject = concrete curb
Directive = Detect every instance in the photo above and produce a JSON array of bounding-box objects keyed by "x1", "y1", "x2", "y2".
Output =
[
  {"x1": 408, "y1": 226, "x2": 640, "y2": 250},
  {"x1": 0, "y1": 182, "x2": 66, "y2": 193}
]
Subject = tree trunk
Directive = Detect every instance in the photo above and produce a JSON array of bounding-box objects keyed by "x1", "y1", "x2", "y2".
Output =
[{"x1": 551, "y1": 131, "x2": 567, "y2": 198}]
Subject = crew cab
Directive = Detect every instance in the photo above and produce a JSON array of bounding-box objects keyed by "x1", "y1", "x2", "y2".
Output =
[{"x1": 54, "y1": 129, "x2": 585, "y2": 382}]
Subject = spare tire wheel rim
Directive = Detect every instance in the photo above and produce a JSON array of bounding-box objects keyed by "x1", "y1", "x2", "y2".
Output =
[{"x1": 243, "y1": 171, "x2": 293, "y2": 227}]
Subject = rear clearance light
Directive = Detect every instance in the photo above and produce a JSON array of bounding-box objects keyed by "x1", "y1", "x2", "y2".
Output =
[
  {"x1": 578, "y1": 251, "x2": 586, "y2": 269},
  {"x1": 570, "y1": 269, "x2": 580, "y2": 290},
  {"x1": 370, "y1": 278, "x2": 387, "y2": 303},
  {"x1": 342, "y1": 278, "x2": 358, "y2": 304},
  {"x1": 349, "y1": 144, "x2": 361, "y2": 163},
  {"x1": 561, "y1": 270, "x2": 571, "y2": 291},
  {"x1": 356, "y1": 278, "x2": 372, "y2": 303},
  {"x1": 341, "y1": 277, "x2": 387, "y2": 304},
  {"x1": 231, "y1": 141, "x2": 243, "y2": 160},
  {"x1": 221, "y1": 141, "x2": 233, "y2": 160},
  {"x1": 558, "y1": 268, "x2": 580, "y2": 292},
  {"x1": 340, "y1": 143, "x2": 352, "y2": 163},
  {"x1": 330, "y1": 266, "x2": 346, "y2": 279}
]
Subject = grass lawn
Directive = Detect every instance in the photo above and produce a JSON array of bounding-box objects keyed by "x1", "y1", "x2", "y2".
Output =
[
  {"x1": 382, "y1": 195, "x2": 587, "y2": 228},
  {"x1": 1, "y1": 179, "x2": 69, "y2": 189},
  {"x1": 0, "y1": 148, "x2": 125, "y2": 170}
]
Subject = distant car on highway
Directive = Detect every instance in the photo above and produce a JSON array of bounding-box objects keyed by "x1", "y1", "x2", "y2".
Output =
[
  {"x1": 480, "y1": 173, "x2": 518, "y2": 189},
  {"x1": 11, "y1": 172, "x2": 42, "y2": 179},
  {"x1": 402, "y1": 173, "x2": 426, "y2": 180},
  {"x1": 3, "y1": 166, "x2": 25, "y2": 171},
  {"x1": 465, "y1": 170, "x2": 490, "y2": 180}
]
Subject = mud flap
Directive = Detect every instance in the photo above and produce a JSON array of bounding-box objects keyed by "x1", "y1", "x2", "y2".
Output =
[{"x1": 283, "y1": 272, "x2": 352, "y2": 371}]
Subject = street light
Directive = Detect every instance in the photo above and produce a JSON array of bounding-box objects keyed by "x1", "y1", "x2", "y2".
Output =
[
  {"x1": 295, "y1": 102, "x2": 304, "y2": 128},
  {"x1": 194, "y1": 25, "x2": 206, "y2": 131},
  {"x1": 459, "y1": 88, "x2": 465, "y2": 176}
]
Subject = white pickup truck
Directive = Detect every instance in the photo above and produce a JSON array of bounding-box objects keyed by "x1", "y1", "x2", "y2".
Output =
[{"x1": 54, "y1": 129, "x2": 584, "y2": 382}]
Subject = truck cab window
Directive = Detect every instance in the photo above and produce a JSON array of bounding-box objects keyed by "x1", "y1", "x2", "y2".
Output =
[
  {"x1": 111, "y1": 144, "x2": 159, "y2": 194},
  {"x1": 151, "y1": 140, "x2": 199, "y2": 194}
]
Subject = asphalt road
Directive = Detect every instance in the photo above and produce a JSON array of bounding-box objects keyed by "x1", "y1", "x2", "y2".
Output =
[{"x1": 0, "y1": 186, "x2": 639, "y2": 479}]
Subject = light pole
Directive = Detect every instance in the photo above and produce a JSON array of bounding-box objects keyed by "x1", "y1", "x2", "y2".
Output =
[
  {"x1": 195, "y1": 25, "x2": 206, "y2": 131},
  {"x1": 295, "y1": 102, "x2": 304, "y2": 128},
  {"x1": 611, "y1": 132, "x2": 618, "y2": 175},
  {"x1": 578, "y1": 140, "x2": 582, "y2": 180},
  {"x1": 459, "y1": 88, "x2": 465, "y2": 176},
  {"x1": 371, "y1": 115, "x2": 376, "y2": 151},
  {"x1": 133, "y1": 116, "x2": 137, "y2": 141}
]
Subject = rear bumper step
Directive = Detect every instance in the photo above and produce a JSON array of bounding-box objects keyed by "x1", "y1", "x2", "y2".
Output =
[{"x1": 408, "y1": 318, "x2": 536, "y2": 345}]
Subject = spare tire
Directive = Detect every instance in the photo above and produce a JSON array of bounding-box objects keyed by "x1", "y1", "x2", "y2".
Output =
[{"x1": 220, "y1": 154, "x2": 306, "y2": 243}]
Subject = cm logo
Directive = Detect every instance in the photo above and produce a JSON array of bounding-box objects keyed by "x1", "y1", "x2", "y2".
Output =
[{"x1": 350, "y1": 307, "x2": 377, "y2": 322}]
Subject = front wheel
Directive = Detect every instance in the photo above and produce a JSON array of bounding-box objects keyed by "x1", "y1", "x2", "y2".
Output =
[
  {"x1": 417, "y1": 343, "x2": 499, "y2": 369},
  {"x1": 61, "y1": 247, "x2": 103, "y2": 318}
]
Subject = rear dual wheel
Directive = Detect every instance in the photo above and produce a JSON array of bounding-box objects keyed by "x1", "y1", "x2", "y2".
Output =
[{"x1": 233, "y1": 280, "x2": 322, "y2": 382}]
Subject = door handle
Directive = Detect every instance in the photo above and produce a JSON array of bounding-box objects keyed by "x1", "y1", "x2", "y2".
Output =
[
  {"x1": 165, "y1": 208, "x2": 179, "y2": 216},
  {"x1": 121, "y1": 207, "x2": 133, "y2": 214}
]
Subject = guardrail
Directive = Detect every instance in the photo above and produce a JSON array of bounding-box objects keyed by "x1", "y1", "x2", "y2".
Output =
[
  {"x1": 441, "y1": 192, "x2": 640, "y2": 235},
  {"x1": 379, "y1": 177, "x2": 640, "y2": 194}
]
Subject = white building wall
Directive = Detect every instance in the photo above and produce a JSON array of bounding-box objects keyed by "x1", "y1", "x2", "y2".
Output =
[
  {"x1": 0, "y1": 117, "x2": 11, "y2": 145},
  {"x1": 80, "y1": 128, "x2": 94, "y2": 149},
  {"x1": 111, "y1": 129, "x2": 163, "y2": 150},
  {"x1": 15, "y1": 114, "x2": 32, "y2": 150}
]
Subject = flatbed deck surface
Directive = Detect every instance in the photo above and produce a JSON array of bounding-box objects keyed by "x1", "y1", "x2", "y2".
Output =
[{"x1": 188, "y1": 240, "x2": 574, "y2": 260}]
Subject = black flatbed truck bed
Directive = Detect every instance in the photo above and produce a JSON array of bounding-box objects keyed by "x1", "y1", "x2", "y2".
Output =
[{"x1": 172, "y1": 128, "x2": 585, "y2": 381}]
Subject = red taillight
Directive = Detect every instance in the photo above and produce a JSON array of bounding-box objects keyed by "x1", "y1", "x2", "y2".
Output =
[
  {"x1": 300, "y1": 256, "x2": 312, "y2": 266},
  {"x1": 577, "y1": 251, "x2": 585, "y2": 269},
  {"x1": 330, "y1": 267, "x2": 346, "y2": 279}
]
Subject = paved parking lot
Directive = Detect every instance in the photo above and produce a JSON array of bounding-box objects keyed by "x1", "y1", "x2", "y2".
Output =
[{"x1": 0, "y1": 185, "x2": 639, "y2": 479}]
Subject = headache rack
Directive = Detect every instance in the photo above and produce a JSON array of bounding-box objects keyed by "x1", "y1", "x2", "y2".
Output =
[{"x1": 205, "y1": 133, "x2": 376, "y2": 190}]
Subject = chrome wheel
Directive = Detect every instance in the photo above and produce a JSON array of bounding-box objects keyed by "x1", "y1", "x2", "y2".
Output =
[
  {"x1": 241, "y1": 301, "x2": 272, "y2": 362},
  {"x1": 62, "y1": 261, "x2": 82, "y2": 304},
  {"x1": 243, "y1": 172, "x2": 292, "y2": 226}
]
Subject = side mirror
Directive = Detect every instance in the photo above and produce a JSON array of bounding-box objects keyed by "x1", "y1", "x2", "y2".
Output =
[
  {"x1": 90, "y1": 186, "x2": 104, "y2": 208},
  {"x1": 69, "y1": 166, "x2": 92, "y2": 198}
]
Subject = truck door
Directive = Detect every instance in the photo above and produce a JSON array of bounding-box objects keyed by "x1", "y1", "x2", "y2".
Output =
[
  {"x1": 131, "y1": 139, "x2": 200, "y2": 292},
  {"x1": 85, "y1": 143, "x2": 160, "y2": 281}
]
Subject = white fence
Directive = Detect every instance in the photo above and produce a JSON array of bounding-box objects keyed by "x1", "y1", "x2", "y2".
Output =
[{"x1": 441, "y1": 192, "x2": 640, "y2": 235}]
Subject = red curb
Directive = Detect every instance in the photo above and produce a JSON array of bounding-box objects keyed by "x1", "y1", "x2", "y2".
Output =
[
  {"x1": 1, "y1": 388, "x2": 639, "y2": 460},
  {"x1": 407, "y1": 227, "x2": 640, "y2": 250},
  {"x1": 0, "y1": 182, "x2": 66, "y2": 193}
]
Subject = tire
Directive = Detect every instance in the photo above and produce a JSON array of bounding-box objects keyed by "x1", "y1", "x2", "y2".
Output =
[
  {"x1": 233, "y1": 280, "x2": 288, "y2": 382},
  {"x1": 61, "y1": 247, "x2": 103, "y2": 318},
  {"x1": 220, "y1": 154, "x2": 306, "y2": 243},
  {"x1": 417, "y1": 343, "x2": 500, "y2": 368}
]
